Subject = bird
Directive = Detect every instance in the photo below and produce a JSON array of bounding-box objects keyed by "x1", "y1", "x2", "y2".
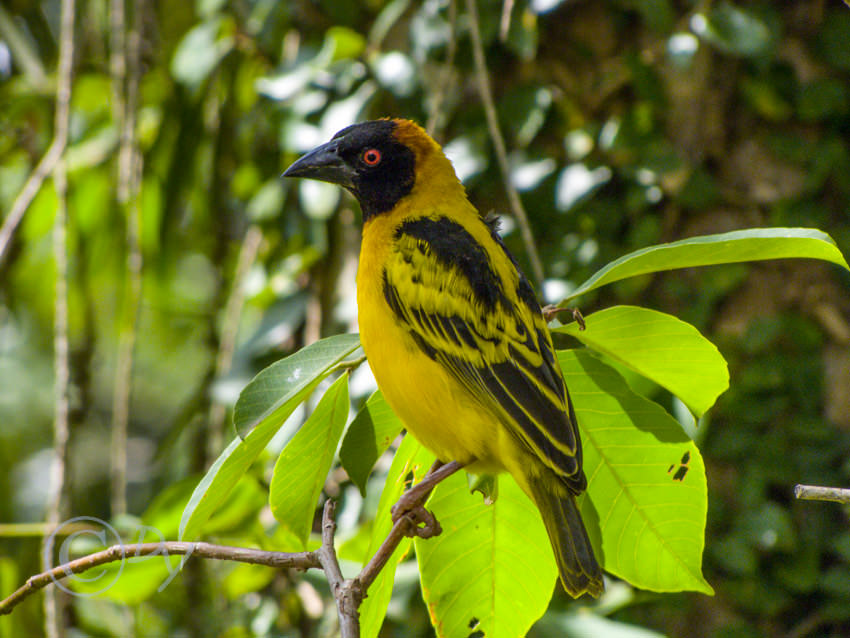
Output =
[{"x1": 283, "y1": 118, "x2": 603, "y2": 598}]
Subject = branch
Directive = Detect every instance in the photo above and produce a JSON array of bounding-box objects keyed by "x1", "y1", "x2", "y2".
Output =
[
  {"x1": 45, "y1": 0, "x2": 77, "y2": 634},
  {"x1": 0, "y1": 542, "x2": 320, "y2": 616},
  {"x1": 110, "y1": 0, "x2": 145, "y2": 519},
  {"x1": 499, "y1": 0, "x2": 515, "y2": 42},
  {"x1": 425, "y1": 0, "x2": 457, "y2": 138},
  {"x1": 464, "y1": 0, "x2": 544, "y2": 286},
  {"x1": 0, "y1": 0, "x2": 77, "y2": 268},
  {"x1": 208, "y1": 224, "x2": 264, "y2": 456},
  {"x1": 794, "y1": 484, "x2": 850, "y2": 504},
  {"x1": 1, "y1": 459, "x2": 465, "y2": 635},
  {"x1": 318, "y1": 500, "x2": 360, "y2": 638},
  {"x1": 359, "y1": 460, "x2": 463, "y2": 591}
]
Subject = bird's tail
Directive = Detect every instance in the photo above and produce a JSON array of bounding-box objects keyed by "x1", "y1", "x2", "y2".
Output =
[{"x1": 526, "y1": 475, "x2": 604, "y2": 598}]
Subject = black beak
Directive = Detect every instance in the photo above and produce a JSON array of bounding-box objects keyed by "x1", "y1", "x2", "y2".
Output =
[{"x1": 282, "y1": 140, "x2": 356, "y2": 190}]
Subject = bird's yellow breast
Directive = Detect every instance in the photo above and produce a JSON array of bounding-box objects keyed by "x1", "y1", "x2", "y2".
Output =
[{"x1": 356, "y1": 208, "x2": 508, "y2": 471}]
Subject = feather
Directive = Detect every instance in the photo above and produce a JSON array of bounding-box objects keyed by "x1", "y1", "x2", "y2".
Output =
[{"x1": 383, "y1": 214, "x2": 585, "y2": 492}]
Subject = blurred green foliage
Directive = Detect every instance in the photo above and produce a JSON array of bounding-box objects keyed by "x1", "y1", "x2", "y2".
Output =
[{"x1": 1, "y1": 0, "x2": 849, "y2": 636}]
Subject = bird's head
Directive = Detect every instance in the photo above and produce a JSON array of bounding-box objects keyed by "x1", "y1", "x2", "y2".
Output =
[{"x1": 283, "y1": 119, "x2": 457, "y2": 221}]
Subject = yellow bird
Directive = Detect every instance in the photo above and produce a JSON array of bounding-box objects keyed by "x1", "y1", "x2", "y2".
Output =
[{"x1": 284, "y1": 118, "x2": 603, "y2": 597}]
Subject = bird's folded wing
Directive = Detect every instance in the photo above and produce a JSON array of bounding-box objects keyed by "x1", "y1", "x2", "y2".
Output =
[{"x1": 382, "y1": 216, "x2": 585, "y2": 492}]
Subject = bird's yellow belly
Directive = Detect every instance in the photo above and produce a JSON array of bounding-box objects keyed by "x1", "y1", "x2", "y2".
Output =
[{"x1": 357, "y1": 268, "x2": 505, "y2": 472}]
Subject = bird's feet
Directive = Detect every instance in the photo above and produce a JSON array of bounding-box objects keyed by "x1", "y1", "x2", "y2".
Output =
[
  {"x1": 392, "y1": 503, "x2": 442, "y2": 539},
  {"x1": 542, "y1": 305, "x2": 586, "y2": 330},
  {"x1": 390, "y1": 460, "x2": 465, "y2": 539}
]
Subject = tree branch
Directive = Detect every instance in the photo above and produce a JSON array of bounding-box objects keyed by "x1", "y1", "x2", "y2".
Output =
[
  {"x1": 0, "y1": 542, "x2": 320, "y2": 616},
  {"x1": 318, "y1": 500, "x2": 361, "y2": 638},
  {"x1": 464, "y1": 0, "x2": 544, "y2": 286},
  {"x1": 44, "y1": 0, "x2": 77, "y2": 634},
  {"x1": 1, "y1": 457, "x2": 465, "y2": 635},
  {"x1": 0, "y1": 0, "x2": 77, "y2": 268},
  {"x1": 794, "y1": 484, "x2": 850, "y2": 504},
  {"x1": 208, "y1": 224, "x2": 264, "y2": 457},
  {"x1": 110, "y1": 0, "x2": 145, "y2": 519},
  {"x1": 499, "y1": 0, "x2": 515, "y2": 42},
  {"x1": 425, "y1": 0, "x2": 457, "y2": 138},
  {"x1": 358, "y1": 460, "x2": 463, "y2": 591}
]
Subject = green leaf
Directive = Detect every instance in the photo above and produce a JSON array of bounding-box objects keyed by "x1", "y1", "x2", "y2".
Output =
[
  {"x1": 142, "y1": 475, "x2": 202, "y2": 539},
  {"x1": 693, "y1": 4, "x2": 774, "y2": 58},
  {"x1": 325, "y1": 26, "x2": 367, "y2": 61},
  {"x1": 180, "y1": 334, "x2": 361, "y2": 541},
  {"x1": 223, "y1": 563, "x2": 276, "y2": 599},
  {"x1": 537, "y1": 611, "x2": 668, "y2": 638},
  {"x1": 208, "y1": 476, "x2": 267, "y2": 535},
  {"x1": 557, "y1": 306, "x2": 729, "y2": 417},
  {"x1": 565, "y1": 228, "x2": 850, "y2": 302},
  {"x1": 270, "y1": 374, "x2": 350, "y2": 549},
  {"x1": 178, "y1": 434, "x2": 263, "y2": 542},
  {"x1": 339, "y1": 390, "x2": 404, "y2": 495},
  {"x1": 415, "y1": 474, "x2": 557, "y2": 638},
  {"x1": 171, "y1": 17, "x2": 234, "y2": 88},
  {"x1": 562, "y1": 350, "x2": 713, "y2": 594},
  {"x1": 69, "y1": 554, "x2": 181, "y2": 605},
  {"x1": 234, "y1": 333, "x2": 361, "y2": 438},
  {"x1": 0, "y1": 557, "x2": 22, "y2": 637},
  {"x1": 360, "y1": 436, "x2": 435, "y2": 638}
]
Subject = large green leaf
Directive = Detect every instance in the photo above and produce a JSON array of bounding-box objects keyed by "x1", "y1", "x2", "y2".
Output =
[
  {"x1": 557, "y1": 305, "x2": 728, "y2": 417},
  {"x1": 565, "y1": 228, "x2": 850, "y2": 302},
  {"x1": 180, "y1": 334, "x2": 361, "y2": 542},
  {"x1": 360, "y1": 436, "x2": 435, "y2": 638},
  {"x1": 339, "y1": 390, "x2": 404, "y2": 495},
  {"x1": 269, "y1": 374, "x2": 350, "y2": 550},
  {"x1": 562, "y1": 350, "x2": 713, "y2": 594},
  {"x1": 234, "y1": 333, "x2": 361, "y2": 438},
  {"x1": 415, "y1": 474, "x2": 558, "y2": 638}
]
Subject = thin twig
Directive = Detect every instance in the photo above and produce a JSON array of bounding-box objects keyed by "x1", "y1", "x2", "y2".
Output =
[
  {"x1": 425, "y1": 0, "x2": 457, "y2": 138},
  {"x1": 330, "y1": 354, "x2": 368, "y2": 374},
  {"x1": 357, "y1": 516, "x2": 414, "y2": 592},
  {"x1": 318, "y1": 501, "x2": 360, "y2": 638},
  {"x1": 358, "y1": 460, "x2": 464, "y2": 591},
  {"x1": 499, "y1": 0, "x2": 515, "y2": 42},
  {"x1": 1, "y1": 542, "x2": 320, "y2": 616},
  {"x1": 43, "y1": 0, "x2": 77, "y2": 634},
  {"x1": 110, "y1": 0, "x2": 145, "y2": 519},
  {"x1": 794, "y1": 484, "x2": 850, "y2": 504},
  {"x1": 208, "y1": 224, "x2": 264, "y2": 457},
  {"x1": 3, "y1": 460, "x2": 467, "y2": 634},
  {"x1": 46, "y1": 164, "x2": 69, "y2": 638},
  {"x1": 464, "y1": 0, "x2": 544, "y2": 286},
  {"x1": 0, "y1": 1, "x2": 78, "y2": 266},
  {"x1": 110, "y1": 0, "x2": 126, "y2": 138},
  {"x1": 0, "y1": 146, "x2": 64, "y2": 266},
  {"x1": 0, "y1": 5, "x2": 46, "y2": 84},
  {"x1": 358, "y1": 506, "x2": 439, "y2": 592}
]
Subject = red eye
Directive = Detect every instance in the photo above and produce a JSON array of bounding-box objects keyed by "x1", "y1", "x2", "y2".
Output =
[{"x1": 362, "y1": 148, "x2": 382, "y2": 166}]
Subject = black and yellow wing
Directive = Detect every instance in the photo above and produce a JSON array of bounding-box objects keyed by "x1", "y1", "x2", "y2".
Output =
[{"x1": 381, "y1": 214, "x2": 586, "y2": 494}]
